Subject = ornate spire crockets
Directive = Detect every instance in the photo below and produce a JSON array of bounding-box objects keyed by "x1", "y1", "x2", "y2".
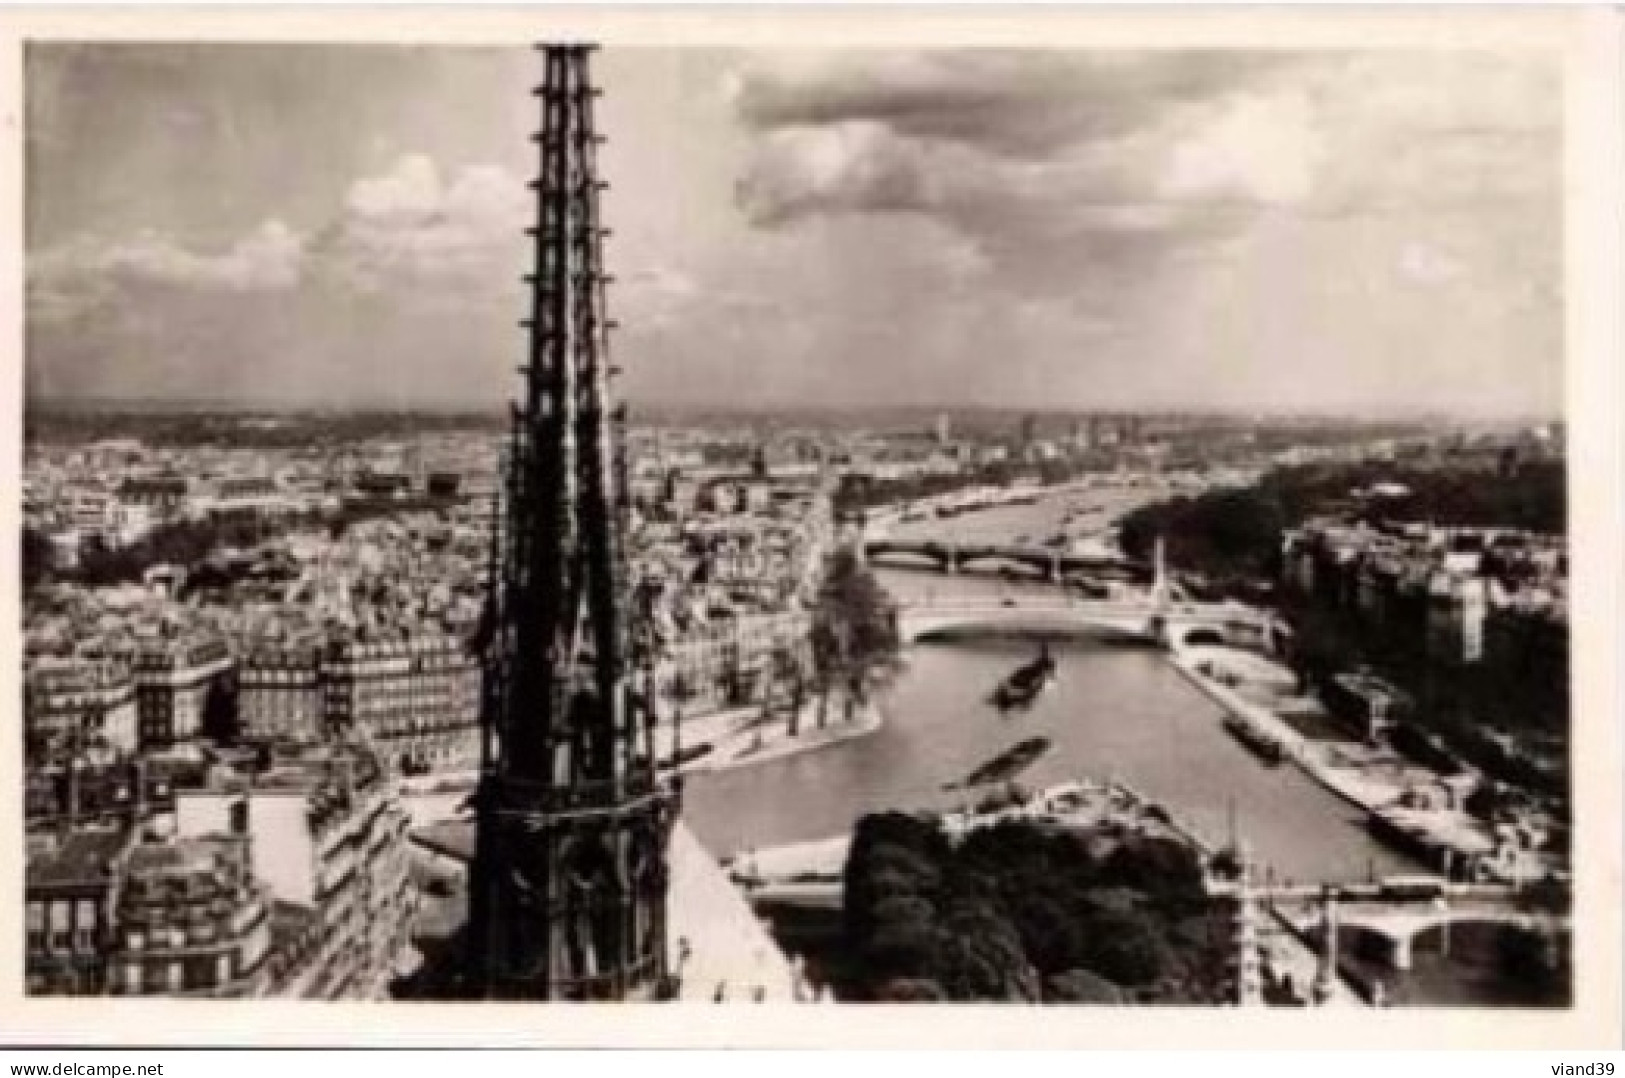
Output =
[{"x1": 467, "y1": 43, "x2": 677, "y2": 1002}]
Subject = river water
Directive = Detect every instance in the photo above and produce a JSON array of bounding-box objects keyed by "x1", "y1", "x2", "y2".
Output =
[{"x1": 684, "y1": 488, "x2": 1423, "y2": 885}]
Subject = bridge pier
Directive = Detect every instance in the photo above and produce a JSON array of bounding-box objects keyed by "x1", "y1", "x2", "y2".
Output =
[
  {"x1": 1390, "y1": 933, "x2": 1414, "y2": 972},
  {"x1": 1312, "y1": 890, "x2": 1339, "y2": 1005}
]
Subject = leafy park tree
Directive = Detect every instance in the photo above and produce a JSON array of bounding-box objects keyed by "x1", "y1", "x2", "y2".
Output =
[
  {"x1": 769, "y1": 642, "x2": 809, "y2": 737},
  {"x1": 1078, "y1": 905, "x2": 1171, "y2": 988},
  {"x1": 875, "y1": 977, "x2": 949, "y2": 1003},
  {"x1": 841, "y1": 812, "x2": 1227, "y2": 1004},
  {"x1": 1044, "y1": 968, "x2": 1127, "y2": 1004}
]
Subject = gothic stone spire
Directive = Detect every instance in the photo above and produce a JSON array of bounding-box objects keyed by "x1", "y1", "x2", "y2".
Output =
[{"x1": 468, "y1": 43, "x2": 677, "y2": 1002}]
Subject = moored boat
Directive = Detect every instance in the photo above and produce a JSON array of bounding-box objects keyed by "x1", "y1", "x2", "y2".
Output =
[{"x1": 1222, "y1": 714, "x2": 1284, "y2": 766}]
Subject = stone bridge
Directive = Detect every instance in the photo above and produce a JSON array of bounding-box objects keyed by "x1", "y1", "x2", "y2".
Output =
[
  {"x1": 862, "y1": 537, "x2": 1152, "y2": 584},
  {"x1": 897, "y1": 597, "x2": 1270, "y2": 648},
  {"x1": 1268, "y1": 885, "x2": 1569, "y2": 971},
  {"x1": 1333, "y1": 899, "x2": 1567, "y2": 971}
]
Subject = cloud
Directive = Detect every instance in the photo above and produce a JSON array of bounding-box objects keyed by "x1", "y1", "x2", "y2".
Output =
[
  {"x1": 346, "y1": 153, "x2": 443, "y2": 221},
  {"x1": 736, "y1": 121, "x2": 948, "y2": 225},
  {"x1": 324, "y1": 155, "x2": 529, "y2": 290},
  {"x1": 729, "y1": 49, "x2": 1556, "y2": 234},
  {"x1": 1156, "y1": 88, "x2": 1320, "y2": 205},
  {"x1": 32, "y1": 153, "x2": 533, "y2": 314},
  {"x1": 23, "y1": 47, "x2": 1563, "y2": 418},
  {"x1": 722, "y1": 49, "x2": 1558, "y2": 396},
  {"x1": 726, "y1": 50, "x2": 1328, "y2": 313},
  {"x1": 27, "y1": 151, "x2": 538, "y2": 405},
  {"x1": 31, "y1": 218, "x2": 303, "y2": 299},
  {"x1": 728, "y1": 51, "x2": 1293, "y2": 229},
  {"x1": 729, "y1": 50, "x2": 1286, "y2": 158},
  {"x1": 27, "y1": 143, "x2": 720, "y2": 408}
]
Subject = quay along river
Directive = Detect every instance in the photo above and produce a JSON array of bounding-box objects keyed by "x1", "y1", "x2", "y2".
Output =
[
  {"x1": 680, "y1": 483, "x2": 1559, "y2": 1005},
  {"x1": 684, "y1": 488, "x2": 1423, "y2": 886}
]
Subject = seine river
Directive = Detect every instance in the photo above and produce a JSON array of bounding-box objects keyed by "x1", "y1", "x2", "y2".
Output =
[{"x1": 685, "y1": 488, "x2": 1423, "y2": 885}]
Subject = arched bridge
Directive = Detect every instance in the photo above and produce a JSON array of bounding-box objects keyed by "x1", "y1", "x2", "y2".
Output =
[
  {"x1": 898, "y1": 596, "x2": 1270, "y2": 648},
  {"x1": 1268, "y1": 885, "x2": 1570, "y2": 972},
  {"x1": 863, "y1": 538, "x2": 1152, "y2": 583},
  {"x1": 1334, "y1": 898, "x2": 1567, "y2": 971}
]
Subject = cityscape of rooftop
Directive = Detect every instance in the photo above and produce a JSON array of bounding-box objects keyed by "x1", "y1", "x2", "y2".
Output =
[{"x1": 18, "y1": 39, "x2": 1581, "y2": 1026}]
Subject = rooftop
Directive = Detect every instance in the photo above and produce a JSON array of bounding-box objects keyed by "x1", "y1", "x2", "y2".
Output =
[
  {"x1": 123, "y1": 831, "x2": 243, "y2": 882},
  {"x1": 26, "y1": 827, "x2": 130, "y2": 890},
  {"x1": 410, "y1": 818, "x2": 475, "y2": 863}
]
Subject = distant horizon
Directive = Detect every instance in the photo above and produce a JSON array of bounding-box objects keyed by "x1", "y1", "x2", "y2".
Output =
[{"x1": 22, "y1": 392, "x2": 1564, "y2": 428}]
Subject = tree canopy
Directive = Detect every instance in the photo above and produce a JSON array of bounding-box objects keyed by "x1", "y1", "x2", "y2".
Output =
[
  {"x1": 1118, "y1": 459, "x2": 1566, "y2": 585},
  {"x1": 840, "y1": 813, "x2": 1230, "y2": 1004},
  {"x1": 810, "y1": 549, "x2": 901, "y2": 708}
]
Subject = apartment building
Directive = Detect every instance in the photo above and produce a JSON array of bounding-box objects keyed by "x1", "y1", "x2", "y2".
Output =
[
  {"x1": 25, "y1": 656, "x2": 139, "y2": 764},
  {"x1": 174, "y1": 740, "x2": 418, "y2": 999},
  {"x1": 133, "y1": 636, "x2": 234, "y2": 749},
  {"x1": 106, "y1": 827, "x2": 276, "y2": 997},
  {"x1": 237, "y1": 644, "x2": 324, "y2": 743},
  {"x1": 318, "y1": 636, "x2": 481, "y2": 773}
]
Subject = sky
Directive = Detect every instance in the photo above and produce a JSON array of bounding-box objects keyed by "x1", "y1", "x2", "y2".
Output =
[{"x1": 25, "y1": 45, "x2": 1563, "y2": 417}]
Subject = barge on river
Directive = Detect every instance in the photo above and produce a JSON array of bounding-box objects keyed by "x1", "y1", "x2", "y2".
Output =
[
  {"x1": 989, "y1": 646, "x2": 1058, "y2": 712},
  {"x1": 1222, "y1": 713, "x2": 1286, "y2": 766}
]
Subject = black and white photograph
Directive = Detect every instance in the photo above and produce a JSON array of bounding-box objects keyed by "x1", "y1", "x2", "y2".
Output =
[{"x1": 11, "y1": 10, "x2": 1620, "y2": 1044}]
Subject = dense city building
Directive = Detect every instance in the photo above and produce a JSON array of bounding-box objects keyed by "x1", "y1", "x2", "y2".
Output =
[
  {"x1": 237, "y1": 643, "x2": 324, "y2": 743},
  {"x1": 26, "y1": 738, "x2": 417, "y2": 1000},
  {"x1": 133, "y1": 636, "x2": 234, "y2": 750},
  {"x1": 174, "y1": 740, "x2": 418, "y2": 999},
  {"x1": 21, "y1": 398, "x2": 1575, "y2": 1006},
  {"x1": 107, "y1": 829, "x2": 275, "y2": 997},
  {"x1": 24, "y1": 827, "x2": 129, "y2": 995},
  {"x1": 319, "y1": 635, "x2": 481, "y2": 773},
  {"x1": 25, "y1": 654, "x2": 139, "y2": 763},
  {"x1": 1283, "y1": 517, "x2": 1568, "y2": 669}
]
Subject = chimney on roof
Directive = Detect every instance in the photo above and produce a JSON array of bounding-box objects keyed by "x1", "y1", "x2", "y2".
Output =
[{"x1": 132, "y1": 757, "x2": 149, "y2": 823}]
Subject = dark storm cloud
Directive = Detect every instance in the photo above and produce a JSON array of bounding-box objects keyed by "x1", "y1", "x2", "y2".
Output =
[{"x1": 727, "y1": 48, "x2": 1308, "y2": 306}]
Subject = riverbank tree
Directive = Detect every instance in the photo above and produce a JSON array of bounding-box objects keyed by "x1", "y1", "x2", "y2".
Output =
[
  {"x1": 809, "y1": 549, "x2": 901, "y2": 726},
  {"x1": 1118, "y1": 460, "x2": 1566, "y2": 581}
]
